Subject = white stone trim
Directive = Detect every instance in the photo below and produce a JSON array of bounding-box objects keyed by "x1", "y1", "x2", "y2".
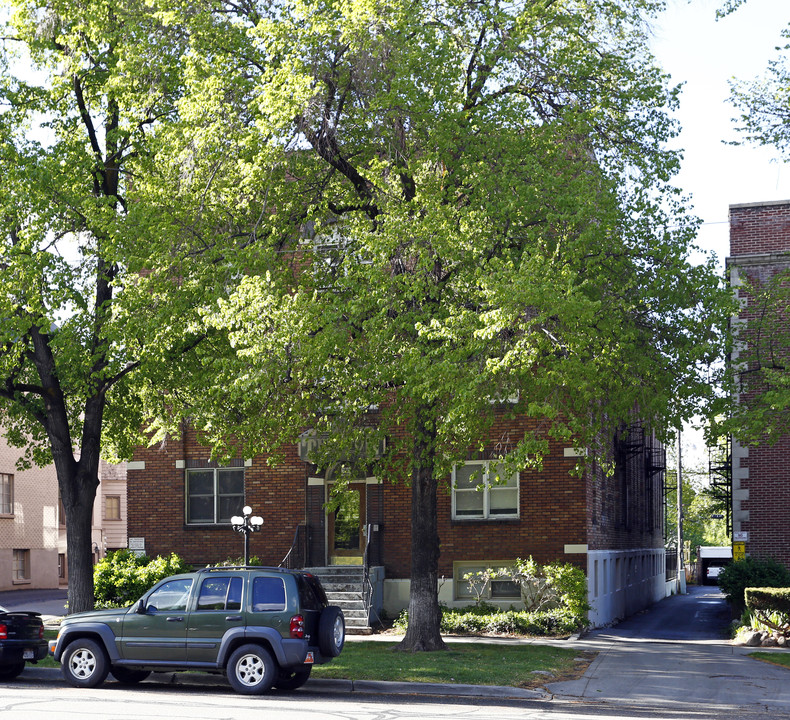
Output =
[{"x1": 126, "y1": 461, "x2": 146, "y2": 471}]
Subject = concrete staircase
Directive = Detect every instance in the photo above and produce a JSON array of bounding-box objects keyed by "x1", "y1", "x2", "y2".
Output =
[{"x1": 305, "y1": 566, "x2": 372, "y2": 634}]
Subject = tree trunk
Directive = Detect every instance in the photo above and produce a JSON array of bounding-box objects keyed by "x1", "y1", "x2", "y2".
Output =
[
  {"x1": 397, "y1": 406, "x2": 447, "y2": 652},
  {"x1": 63, "y1": 472, "x2": 98, "y2": 614}
]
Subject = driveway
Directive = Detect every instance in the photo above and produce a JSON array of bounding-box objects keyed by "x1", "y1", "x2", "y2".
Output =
[{"x1": 547, "y1": 585, "x2": 790, "y2": 715}]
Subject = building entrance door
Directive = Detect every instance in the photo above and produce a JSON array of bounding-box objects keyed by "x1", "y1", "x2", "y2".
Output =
[{"x1": 327, "y1": 484, "x2": 366, "y2": 565}]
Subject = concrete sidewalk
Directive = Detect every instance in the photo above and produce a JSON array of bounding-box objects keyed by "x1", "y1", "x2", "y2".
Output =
[{"x1": 546, "y1": 623, "x2": 790, "y2": 714}]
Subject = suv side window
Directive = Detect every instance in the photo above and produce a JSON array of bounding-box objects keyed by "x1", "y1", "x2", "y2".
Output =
[
  {"x1": 196, "y1": 576, "x2": 242, "y2": 611},
  {"x1": 251, "y1": 576, "x2": 286, "y2": 612},
  {"x1": 297, "y1": 573, "x2": 327, "y2": 611},
  {"x1": 147, "y1": 578, "x2": 193, "y2": 612}
]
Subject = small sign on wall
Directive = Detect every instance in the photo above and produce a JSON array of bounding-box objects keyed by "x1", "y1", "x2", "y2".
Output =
[
  {"x1": 733, "y1": 542, "x2": 746, "y2": 561},
  {"x1": 734, "y1": 531, "x2": 748, "y2": 542},
  {"x1": 128, "y1": 537, "x2": 145, "y2": 551}
]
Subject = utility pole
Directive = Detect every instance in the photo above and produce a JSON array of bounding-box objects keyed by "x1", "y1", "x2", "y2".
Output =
[{"x1": 677, "y1": 430, "x2": 685, "y2": 592}]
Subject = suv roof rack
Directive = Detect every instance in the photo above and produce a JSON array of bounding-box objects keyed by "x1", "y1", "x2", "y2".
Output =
[{"x1": 196, "y1": 565, "x2": 292, "y2": 574}]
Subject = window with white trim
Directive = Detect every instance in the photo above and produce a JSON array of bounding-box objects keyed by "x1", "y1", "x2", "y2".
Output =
[
  {"x1": 1, "y1": 473, "x2": 13, "y2": 515},
  {"x1": 451, "y1": 461, "x2": 519, "y2": 520},
  {"x1": 186, "y1": 468, "x2": 245, "y2": 525}
]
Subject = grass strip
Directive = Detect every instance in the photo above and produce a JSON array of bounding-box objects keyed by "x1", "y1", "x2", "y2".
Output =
[
  {"x1": 749, "y1": 651, "x2": 790, "y2": 669},
  {"x1": 311, "y1": 641, "x2": 593, "y2": 687}
]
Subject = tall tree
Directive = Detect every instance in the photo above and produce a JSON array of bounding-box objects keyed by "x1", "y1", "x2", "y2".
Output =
[
  {"x1": 137, "y1": 0, "x2": 732, "y2": 650},
  {"x1": 0, "y1": 0, "x2": 237, "y2": 612}
]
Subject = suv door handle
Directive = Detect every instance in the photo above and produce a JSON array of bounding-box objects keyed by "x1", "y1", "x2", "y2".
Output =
[
  {"x1": 225, "y1": 615, "x2": 243, "y2": 622},
  {"x1": 166, "y1": 616, "x2": 184, "y2": 622}
]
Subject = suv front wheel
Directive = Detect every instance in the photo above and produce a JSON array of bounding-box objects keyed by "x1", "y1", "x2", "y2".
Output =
[
  {"x1": 226, "y1": 644, "x2": 276, "y2": 695},
  {"x1": 62, "y1": 638, "x2": 110, "y2": 688}
]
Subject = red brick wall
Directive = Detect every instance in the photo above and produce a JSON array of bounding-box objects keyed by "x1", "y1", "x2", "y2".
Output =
[
  {"x1": 730, "y1": 201, "x2": 790, "y2": 256},
  {"x1": 729, "y1": 200, "x2": 790, "y2": 569},
  {"x1": 127, "y1": 431, "x2": 306, "y2": 567},
  {"x1": 128, "y1": 409, "x2": 665, "y2": 577}
]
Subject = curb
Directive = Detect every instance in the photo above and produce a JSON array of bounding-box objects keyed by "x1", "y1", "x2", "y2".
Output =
[{"x1": 152, "y1": 671, "x2": 547, "y2": 700}]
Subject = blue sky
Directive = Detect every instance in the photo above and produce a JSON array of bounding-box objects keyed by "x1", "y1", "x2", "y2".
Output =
[{"x1": 651, "y1": 0, "x2": 790, "y2": 269}]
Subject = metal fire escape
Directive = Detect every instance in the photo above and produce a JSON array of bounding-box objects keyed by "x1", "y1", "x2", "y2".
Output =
[{"x1": 708, "y1": 435, "x2": 733, "y2": 536}]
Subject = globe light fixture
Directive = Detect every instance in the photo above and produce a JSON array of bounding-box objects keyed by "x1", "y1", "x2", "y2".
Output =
[{"x1": 230, "y1": 505, "x2": 264, "y2": 565}]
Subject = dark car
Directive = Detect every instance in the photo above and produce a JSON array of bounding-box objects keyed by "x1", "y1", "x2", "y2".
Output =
[
  {"x1": 0, "y1": 605, "x2": 49, "y2": 680},
  {"x1": 50, "y1": 566, "x2": 344, "y2": 694}
]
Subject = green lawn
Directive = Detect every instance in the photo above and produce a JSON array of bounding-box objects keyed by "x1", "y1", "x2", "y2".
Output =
[
  {"x1": 40, "y1": 628, "x2": 593, "y2": 687},
  {"x1": 750, "y1": 651, "x2": 790, "y2": 670},
  {"x1": 311, "y1": 641, "x2": 594, "y2": 687}
]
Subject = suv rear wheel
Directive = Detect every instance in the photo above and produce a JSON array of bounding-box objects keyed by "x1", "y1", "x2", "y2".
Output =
[
  {"x1": 226, "y1": 644, "x2": 276, "y2": 695},
  {"x1": 62, "y1": 638, "x2": 110, "y2": 688}
]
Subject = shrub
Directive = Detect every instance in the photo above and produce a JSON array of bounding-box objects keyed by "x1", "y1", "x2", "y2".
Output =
[
  {"x1": 392, "y1": 604, "x2": 580, "y2": 637},
  {"x1": 93, "y1": 550, "x2": 191, "y2": 608},
  {"x1": 717, "y1": 557, "x2": 790, "y2": 613}
]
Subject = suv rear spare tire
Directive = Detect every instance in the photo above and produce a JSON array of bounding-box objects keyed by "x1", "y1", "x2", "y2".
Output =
[{"x1": 318, "y1": 605, "x2": 345, "y2": 657}]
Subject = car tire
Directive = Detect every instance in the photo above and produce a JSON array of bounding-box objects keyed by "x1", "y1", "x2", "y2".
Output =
[
  {"x1": 273, "y1": 665, "x2": 312, "y2": 690},
  {"x1": 110, "y1": 666, "x2": 151, "y2": 684},
  {"x1": 61, "y1": 638, "x2": 110, "y2": 688},
  {"x1": 0, "y1": 661, "x2": 25, "y2": 680},
  {"x1": 226, "y1": 644, "x2": 276, "y2": 695},
  {"x1": 318, "y1": 605, "x2": 345, "y2": 658}
]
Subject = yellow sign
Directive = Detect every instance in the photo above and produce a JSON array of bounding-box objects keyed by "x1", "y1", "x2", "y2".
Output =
[{"x1": 733, "y1": 542, "x2": 746, "y2": 561}]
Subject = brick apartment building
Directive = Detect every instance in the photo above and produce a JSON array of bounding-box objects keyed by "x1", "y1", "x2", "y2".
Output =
[
  {"x1": 128, "y1": 406, "x2": 669, "y2": 628},
  {"x1": 727, "y1": 200, "x2": 790, "y2": 570},
  {"x1": 0, "y1": 429, "x2": 128, "y2": 591}
]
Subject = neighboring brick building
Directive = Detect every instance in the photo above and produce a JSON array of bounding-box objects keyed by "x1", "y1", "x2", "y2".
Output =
[
  {"x1": 128, "y1": 407, "x2": 669, "y2": 627},
  {"x1": 727, "y1": 200, "x2": 790, "y2": 570}
]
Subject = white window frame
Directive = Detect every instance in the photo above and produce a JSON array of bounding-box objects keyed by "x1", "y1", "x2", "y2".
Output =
[
  {"x1": 0, "y1": 472, "x2": 13, "y2": 515},
  {"x1": 451, "y1": 461, "x2": 519, "y2": 520},
  {"x1": 185, "y1": 468, "x2": 245, "y2": 525}
]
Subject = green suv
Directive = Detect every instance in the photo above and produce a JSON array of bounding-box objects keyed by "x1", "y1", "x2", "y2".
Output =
[{"x1": 49, "y1": 566, "x2": 345, "y2": 694}]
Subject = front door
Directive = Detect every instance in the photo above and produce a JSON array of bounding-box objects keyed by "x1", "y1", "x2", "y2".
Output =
[{"x1": 327, "y1": 484, "x2": 366, "y2": 565}]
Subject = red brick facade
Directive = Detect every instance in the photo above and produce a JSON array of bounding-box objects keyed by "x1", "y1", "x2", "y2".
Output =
[
  {"x1": 128, "y1": 409, "x2": 665, "y2": 579},
  {"x1": 728, "y1": 200, "x2": 790, "y2": 569}
]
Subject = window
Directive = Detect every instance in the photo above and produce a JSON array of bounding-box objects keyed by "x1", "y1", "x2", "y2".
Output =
[
  {"x1": 146, "y1": 578, "x2": 193, "y2": 612},
  {"x1": 105, "y1": 495, "x2": 121, "y2": 521},
  {"x1": 252, "y1": 576, "x2": 286, "y2": 612},
  {"x1": 453, "y1": 562, "x2": 520, "y2": 601},
  {"x1": 13, "y1": 549, "x2": 30, "y2": 581},
  {"x1": 186, "y1": 468, "x2": 244, "y2": 525},
  {"x1": 452, "y1": 461, "x2": 519, "y2": 520},
  {"x1": 1, "y1": 473, "x2": 13, "y2": 515},
  {"x1": 196, "y1": 576, "x2": 242, "y2": 611}
]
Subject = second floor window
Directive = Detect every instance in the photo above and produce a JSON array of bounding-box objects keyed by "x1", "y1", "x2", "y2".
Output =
[
  {"x1": 1, "y1": 473, "x2": 13, "y2": 515},
  {"x1": 452, "y1": 461, "x2": 519, "y2": 520},
  {"x1": 186, "y1": 468, "x2": 244, "y2": 525}
]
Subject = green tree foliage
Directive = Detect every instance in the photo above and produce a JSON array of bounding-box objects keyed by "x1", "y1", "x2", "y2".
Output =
[
  {"x1": 715, "y1": 272, "x2": 790, "y2": 445},
  {"x1": 718, "y1": 557, "x2": 790, "y2": 613},
  {"x1": 93, "y1": 550, "x2": 191, "y2": 608},
  {"x1": 0, "y1": 0, "x2": 237, "y2": 613},
  {"x1": 131, "y1": 0, "x2": 733, "y2": 651}
]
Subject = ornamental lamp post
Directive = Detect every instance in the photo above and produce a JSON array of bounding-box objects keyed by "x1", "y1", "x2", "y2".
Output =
[{"x1": 230, "y1": 505, "x2": 264, "y2": 566}]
